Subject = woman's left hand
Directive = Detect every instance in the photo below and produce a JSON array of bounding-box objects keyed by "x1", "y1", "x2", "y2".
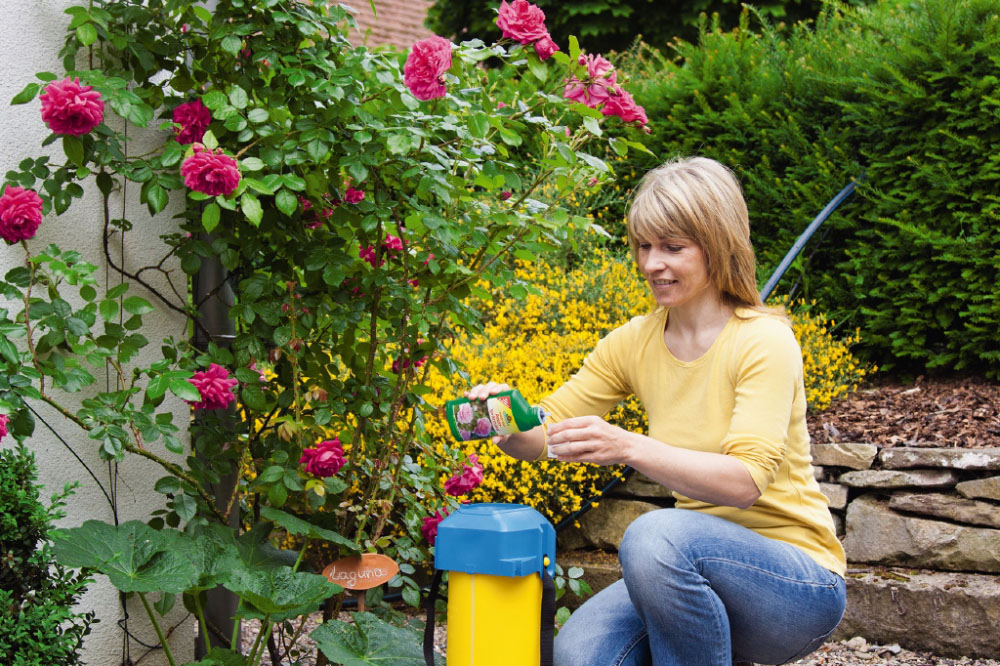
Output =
[{"x1": 547, "y1": 415, "x2": 633, "y2": 466}]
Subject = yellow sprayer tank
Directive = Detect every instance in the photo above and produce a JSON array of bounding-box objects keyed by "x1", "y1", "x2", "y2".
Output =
[{"x1": 434, "y1": 503, "x2": 556, "y2": 666}]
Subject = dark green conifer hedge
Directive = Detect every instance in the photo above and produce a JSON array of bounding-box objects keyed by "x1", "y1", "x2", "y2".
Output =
[{"x1": 620, "y1": 0, "x2": 1000, "y2": 376}]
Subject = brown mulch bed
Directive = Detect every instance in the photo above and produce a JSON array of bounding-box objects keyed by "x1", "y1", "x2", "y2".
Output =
[{"x1": 808, "y1": 375, "x2": 1000, "y2": 449}]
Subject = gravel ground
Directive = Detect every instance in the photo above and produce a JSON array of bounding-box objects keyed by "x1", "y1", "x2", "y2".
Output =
[{"x1": 238, "y1": 615, "x2": 1000, "y2": 665}]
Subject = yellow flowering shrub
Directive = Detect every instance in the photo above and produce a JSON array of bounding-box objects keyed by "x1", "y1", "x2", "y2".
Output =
[
  {"x1": 423, "y1": 242, "x2": 650, "y2": 525},
  {"x1": 785, "y1": 300, "x2": 875, "y2": 411}
]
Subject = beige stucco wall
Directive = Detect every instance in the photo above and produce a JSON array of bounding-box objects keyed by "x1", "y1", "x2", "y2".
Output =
[{"x1": 1, "y1": 2, "x2": 194, "y2": 664}]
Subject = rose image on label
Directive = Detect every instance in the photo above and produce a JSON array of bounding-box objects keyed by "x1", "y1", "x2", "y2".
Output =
[
  {"x1": 456, "y1": 401, "x2": 474, "y2": 424},
  {"x1": 444, "y1": 388, "x2": 546, "y2": 441},
  {"x1": 474, "y1": 417, "x2": 493, "y2": 438}
]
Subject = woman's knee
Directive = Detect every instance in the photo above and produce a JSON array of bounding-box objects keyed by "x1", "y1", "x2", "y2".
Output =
[{"x1": 619, "y1": 508, "x2": 697, "y2": 575}]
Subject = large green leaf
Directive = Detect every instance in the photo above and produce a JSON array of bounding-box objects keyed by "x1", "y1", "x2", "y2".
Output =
[
  {"x1": 182, "y1": 647, "x2": 248, "y2": 666},
  {"x1": 234, "y1": 523, "x2": 298, "y2": 572},
  {"x1": 260, "y1": 506, "x2": 359, "y2": 552},
  {"x1": 183, "y1": 523, "x2": 243, "y2": 591},
  {"x1": 311, "y1": 612, "x2": 442, "y2": 666},
  {"x1": 225, "y1": 566, "x2": 341, "y2": 620},
  {"x1": 51, "y1": 520, "x2": 199, "y2": 593}
]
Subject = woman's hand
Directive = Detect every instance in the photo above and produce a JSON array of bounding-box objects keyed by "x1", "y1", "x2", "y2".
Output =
[
  {"x1": 464, "y1": 381, "x2": 511, "y2": 446},
  {"x1": 547, "y1": 415, "x2": 634, "y2": 466}
]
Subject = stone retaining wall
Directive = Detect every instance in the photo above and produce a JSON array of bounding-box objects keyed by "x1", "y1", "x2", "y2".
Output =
[{"x1": 558, "y1": 445, "x2": 1000, "y2": 659}]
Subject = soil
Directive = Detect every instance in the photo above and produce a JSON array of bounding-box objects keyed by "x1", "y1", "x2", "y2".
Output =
[{"x1": 807, "y1": 374, "x2": 1000, "y2": 449}]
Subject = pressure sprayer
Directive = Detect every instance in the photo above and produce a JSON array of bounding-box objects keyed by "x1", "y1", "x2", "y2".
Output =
[{"x1": 423, "y1": 503, "x2": 557, "y2": 666}]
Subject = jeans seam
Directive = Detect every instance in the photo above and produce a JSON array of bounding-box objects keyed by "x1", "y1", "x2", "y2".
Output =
[
  {"x1": 698, "y1": 556, "x2": 840, "y2": 588},
  {"x1": 612, "y1": 630, "x2": 648, "y2": 666}
]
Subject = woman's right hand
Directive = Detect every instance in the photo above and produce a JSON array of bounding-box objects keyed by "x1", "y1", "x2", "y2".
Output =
[{"x1": 465, "y1": 382, "x2": 512, "y2": 446}]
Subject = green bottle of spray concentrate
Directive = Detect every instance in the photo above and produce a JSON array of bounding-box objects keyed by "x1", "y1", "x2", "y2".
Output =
[{"x1": 445, "y1": 389, "x2": 546, "y2": 441}]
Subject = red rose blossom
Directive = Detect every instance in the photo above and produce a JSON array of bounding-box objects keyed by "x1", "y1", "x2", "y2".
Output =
[
  {"x1": 299, "y1": 438, "x2": 346, "y2": 477},
  {"x1": 421, "y1": 509, "x2": 449, "y2": 545},
  {"x1": 181, "y1": 145, "x2": 241, "y2": 196},
  {"x1": 601, "y1": 88, "x2": 649, "y2": 127},
  {"x1": 444, "y1": 454, "x2": 484, "y2": 496},
  {"x1": 0, "y1": 414, "x2": 9, "y2": 441},
  {"x1": 343, "y1": 186, "x2": 365, "y2": 204},
  {"x1": 39, "y1": 77, "x2": 104, "y2": 136},
  {"x1": 496, "y1": 0, "x2": 548, "y2": 45},
  {"x1": 186, "y1": 363, "x2": 238, "y2": 410},
  {"x1": 172, "y1": 99, "x2": 212, "y2": 144},
  {"x1": 0, "y1": 186, "x2": 43, "y2": 244},
  {"x1": 404, "y1": 36, "x2": 453, "y2": 101}
]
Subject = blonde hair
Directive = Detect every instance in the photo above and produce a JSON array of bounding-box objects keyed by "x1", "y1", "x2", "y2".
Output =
[{"x1": 626, "y1": 156, "x2": 765, "y2": 311}]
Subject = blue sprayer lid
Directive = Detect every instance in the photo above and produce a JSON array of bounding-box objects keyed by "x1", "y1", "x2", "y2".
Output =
[{"x1": 434, "y1": 503, "x2": 556, "y2": 578}]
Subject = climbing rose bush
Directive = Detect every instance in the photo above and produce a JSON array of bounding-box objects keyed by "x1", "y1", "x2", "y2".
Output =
[
  {"x1": 0, "y1": 185, "x2": 43, "y2": 243},
  {"x1": 0, "y1": 0, "x2": 652, "y2": 662},
  {"x1": 39, "y1": 77, "x2": 104, "y2": 136}
]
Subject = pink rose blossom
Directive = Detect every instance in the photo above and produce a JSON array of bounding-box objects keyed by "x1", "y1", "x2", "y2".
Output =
[
  {"x1": 299, "y1": 438, "x2": 346, "y2": 477},
  {"x1": 444, "y1": 454, "x2": 484, "y2": 496},
  {"x1": 0, "y1": 186, "x2": 43, "y2": 244},
  {"x1": 458, "y1": 428, "x2": 472, "y2": 440},
  {"x1": 500, "y1": 191, "x2": 512, "y2": 201},
  {"x1": 39, "y1": 77, "x2": 104, "y2": 136},
  {"x1": 404, "y1": 36, "x2": 452, "y2": 101},
  {"x1": 421, "y1": 509, "x2": 449, "y2": 545},
  {"x1": 601, "y1": 88, "x2": 649, "y2": 127},
  {"x1": 0, "y1": 414, "x2": 9, "y2": 441},
  {"x1": 360, "y1": 244, "x2": 381, "y2": 268},
  {"x1": 248, "y1": 362, "x2": 267, "y2": 383},
  {"x1": 563, "y1": 53, "x2": 618, "y2": 109},
  {"x1": 497, "y1": 101, "x2": 508, "y2": 109},
  {"x1": 172, "y1": 99, "x2": 212, "y2": 144},
  {"x1": 533, "y1": 34, "x2": 560, "y2": 61},
  {"x1": 384, "y1": 234, "x2": 404, "y2": 252},
  {"x1": 187, "y1": 363, "x2": 238, "y2": 410},
  {"x1": 496, "y1": 0, "x2": 548, "y2": 45},
  {"x1": 344, "y1": 186, "x2": 365, "y2": 204},
  {"x1": 181, "y1": 145, "x2": 241, "y2": 196},
  {"x1": 456, "y1": 402, "x2": 474, "y2": 424}
]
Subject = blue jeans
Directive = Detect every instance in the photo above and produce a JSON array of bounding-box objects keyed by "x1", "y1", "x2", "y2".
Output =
[{"x1": 554, "y1": 509, "x2": 845, "y2": 666}]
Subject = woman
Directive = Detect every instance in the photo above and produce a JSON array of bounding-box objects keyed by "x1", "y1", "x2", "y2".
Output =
[{"x1": 465, "y1": 157, "x2": 846, "y2": 665}]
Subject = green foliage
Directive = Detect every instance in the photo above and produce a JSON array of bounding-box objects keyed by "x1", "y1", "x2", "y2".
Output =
[
  {"x1": 0, "y1": 443, "x2": 94, "y2": 666},
  {"x1": 1, "y1": 0, "x2": 649, "y2": 662},
  {"x1": 617, "y1": 0, "x2": 1000, "y2": 377},
  {"x1": 426, "y1": 0, "x2": 871, "y2": 54}
]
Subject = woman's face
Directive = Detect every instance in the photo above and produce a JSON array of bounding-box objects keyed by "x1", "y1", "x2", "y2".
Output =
[{"x1": 636, "y1": 236, "x2": 716, "y2": 309}]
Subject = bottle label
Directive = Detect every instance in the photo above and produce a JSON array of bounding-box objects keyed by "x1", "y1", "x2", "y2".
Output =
[
  {"x1": 487, "y1": 395, "x2": 517, "y2": 435},
  {"x1": 449, "y1": 398, "x2": 496, "y2": 440}
]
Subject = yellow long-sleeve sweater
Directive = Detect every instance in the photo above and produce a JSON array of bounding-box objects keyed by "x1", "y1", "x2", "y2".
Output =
[{"x1": 539, "y1": 306, "x2": 846, "y2": 576}]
